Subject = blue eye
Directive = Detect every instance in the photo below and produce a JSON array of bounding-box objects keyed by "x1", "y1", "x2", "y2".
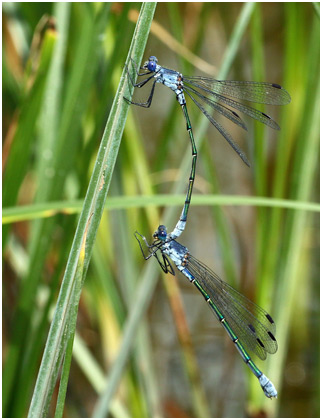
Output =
[
  {"x1": 157, "y1": 225, "x2": 167, "y2": 240},
  {"x1": 147, "y1": 56, "x2": 158, "y2": 72}
]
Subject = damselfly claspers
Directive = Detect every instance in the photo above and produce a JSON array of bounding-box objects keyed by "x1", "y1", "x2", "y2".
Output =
[
  {"x1": 125, "y1": 56, "x2": 291, "y2": 239},
  {"x1": 135, "y1": 225, "x2": 278, "y2": 398}
]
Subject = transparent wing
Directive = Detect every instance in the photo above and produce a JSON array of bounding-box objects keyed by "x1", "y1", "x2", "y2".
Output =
[
  {"x1": 184, "y1": 85, "x2": 248, "y2": 130},
  {"x1": 183, "y1": 77, "x2": 291, "y2": 105},
  {"x1": 187, "y1": 255, "x2": 277, "y2": 360},
  {"x1": 183, "y1": 80, "x2": 281, "y2": 130},
  {"x1": 184, "y1": 89, "x2": 251, "y2": 167}
]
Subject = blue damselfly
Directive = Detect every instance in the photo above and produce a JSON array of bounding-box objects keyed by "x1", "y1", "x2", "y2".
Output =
[
  {"x1": 135, "y1": 225, "x2": 278, "y2": 399},
  {"x1": 125, "y1": 56, "x2": 291, "y2": 239}
]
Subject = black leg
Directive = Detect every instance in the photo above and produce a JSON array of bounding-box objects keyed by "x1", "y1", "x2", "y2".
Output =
[
  {"x1": 124, "y1": 79, "x2": 157, "y2": 108},
  {"x1": 134, "y1": 231, "x2": 155, "y2": 260},
  {"x1": 125, "y1": 58, "x2": 154, "y2": 87},
  {"x1": 130, "y1": 58, "x2": 151, "y2": 77},
  {"x1": 125, "y1": 62, "x2": 155, "y2": 88},
  {"x1": 161, "y1": 254, "x2": 175, "y2": 275}
]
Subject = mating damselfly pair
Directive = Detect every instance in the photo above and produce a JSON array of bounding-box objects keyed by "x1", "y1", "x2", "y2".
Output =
[{"x1": 125, "y1": 55, "x2": 290, "y2": 398}]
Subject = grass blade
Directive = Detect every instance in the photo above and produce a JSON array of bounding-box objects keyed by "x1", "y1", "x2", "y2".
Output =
[{"x1": 28, "y1": 2, "x2": 156, "y2": 417}]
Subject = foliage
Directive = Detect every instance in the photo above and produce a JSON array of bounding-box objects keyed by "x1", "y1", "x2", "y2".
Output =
[{"x1": 3, "y1": 3, "x2": 319, "y2": 417}]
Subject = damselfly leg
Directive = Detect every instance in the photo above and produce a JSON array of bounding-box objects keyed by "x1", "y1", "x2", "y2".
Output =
[
  {"x1": 134, "y1": 230, "x2": 175, "y2": 275},
  {"x1": 124, "y1": 59, "x2": 157, "y2": 107}
]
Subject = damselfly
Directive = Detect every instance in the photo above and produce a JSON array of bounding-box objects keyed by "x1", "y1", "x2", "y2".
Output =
[
  {"x1": 125, "y1": 56, "x2": 291, "y2": 239},
  {"x1": 135, "y1": 225, "x2": 278, "y2": 399}
]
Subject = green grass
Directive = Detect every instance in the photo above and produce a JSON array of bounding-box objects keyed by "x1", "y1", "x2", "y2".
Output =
[{"x1": 3, "y1": 3, "x2": 319, "y2": 417}]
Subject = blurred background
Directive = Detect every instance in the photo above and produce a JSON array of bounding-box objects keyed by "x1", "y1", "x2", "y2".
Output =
[{"x1": 3, "y1": 2, "x2": 319, "y2": 418}]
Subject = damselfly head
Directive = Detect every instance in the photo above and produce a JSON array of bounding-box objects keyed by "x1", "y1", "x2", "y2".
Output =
[
  {"x1": 154, "y1": 225, "x2": 167, "y2": 241},
  {"x1": 145, "y1": 55, "x2": 158, "y2": 72}
]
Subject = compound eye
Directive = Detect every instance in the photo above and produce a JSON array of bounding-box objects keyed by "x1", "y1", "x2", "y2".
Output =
[
  {"x1": 157, "y1": 225, "x2": 167, "y2": 241},
  {"x1": 147, "y1": 56, "x2": 158, "y2": 72},
  {"x1": 148, "y1": 62, "x2": 156, "y2": 71}
]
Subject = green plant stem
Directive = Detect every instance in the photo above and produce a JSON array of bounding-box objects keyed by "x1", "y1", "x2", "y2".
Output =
[{"x1": 28, "y1": 3, "x2": 156, "y2": 416}]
